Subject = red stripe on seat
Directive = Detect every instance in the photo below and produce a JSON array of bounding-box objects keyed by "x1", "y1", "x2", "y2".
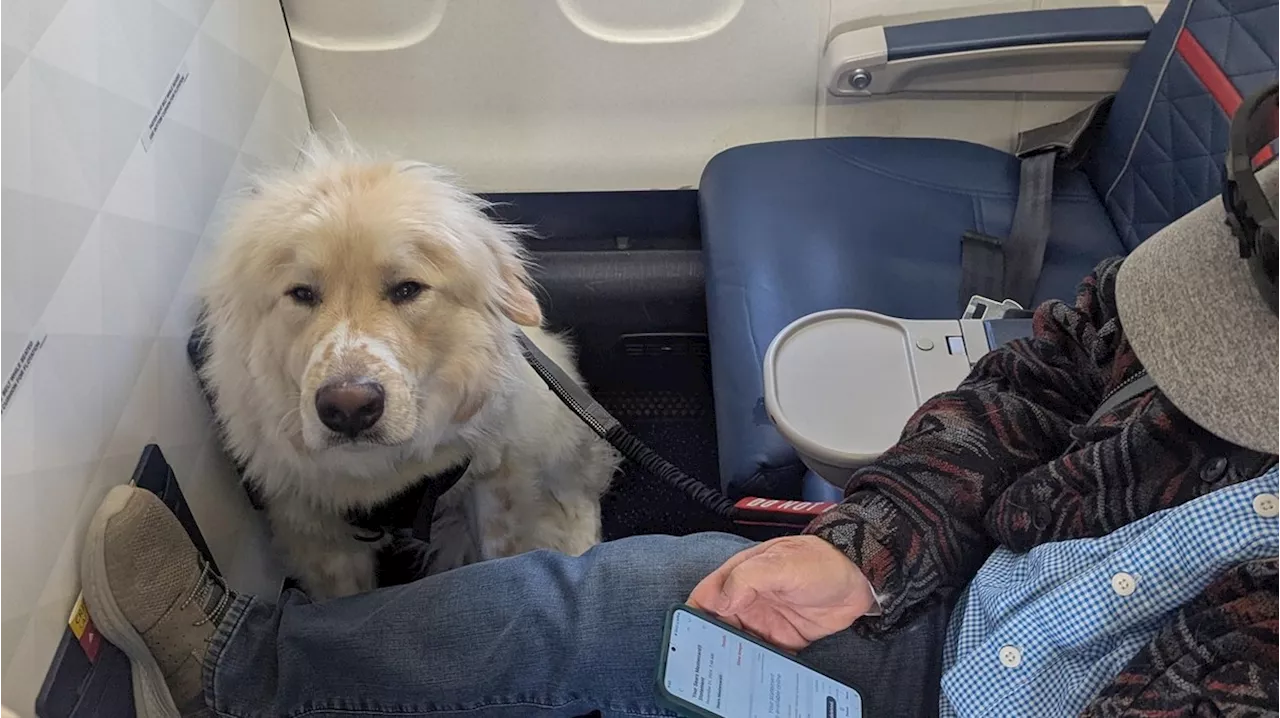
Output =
[
  {"x1": 1175, "y1": 31, "x2": 1277, "y2": 168},
  {"x1": 1175, "y1": 29, "x2": 1243, "y2": 115}
]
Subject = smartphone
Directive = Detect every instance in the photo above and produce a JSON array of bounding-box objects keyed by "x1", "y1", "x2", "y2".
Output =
[{"x1": 655, "y1": 604, "x2": 865, "y2": 718}]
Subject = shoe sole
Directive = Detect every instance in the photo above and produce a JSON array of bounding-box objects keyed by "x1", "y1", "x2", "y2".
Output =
[{"x1": 81, "y1": 485, "x2": 183, "y2": 718}]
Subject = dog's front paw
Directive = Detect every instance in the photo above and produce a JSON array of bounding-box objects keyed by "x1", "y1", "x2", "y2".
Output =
[{"x1": 293, "y1": 544, "x2": 379, "y2": 600}]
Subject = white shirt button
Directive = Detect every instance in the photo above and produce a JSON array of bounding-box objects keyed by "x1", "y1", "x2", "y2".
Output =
[
  {"x1": 998, "y1": 645, "x2": 1022, "y2": 668},
  {"x1": 1252, "y1": 493, "x2": 1279, "y2": 518},
  {"x1": 1111, "y1": 572, "x2": 1137, "y2": 596}
]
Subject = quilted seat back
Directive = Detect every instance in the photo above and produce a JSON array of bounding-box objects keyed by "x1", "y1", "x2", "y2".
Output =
[{"x1": 1086, "y1": 0, "x2": 1278, "y2": 250}]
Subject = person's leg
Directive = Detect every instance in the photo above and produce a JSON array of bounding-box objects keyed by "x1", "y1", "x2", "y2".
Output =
[
  {"x1": 85, "y1": 486, "x2": 947, "y2": 718},
  {"x1": 206, "y1": 529, "x2": 751, "y2": 717},
  {"x1": 802, "y1": 600, "x2": 952, "y2": 717}
]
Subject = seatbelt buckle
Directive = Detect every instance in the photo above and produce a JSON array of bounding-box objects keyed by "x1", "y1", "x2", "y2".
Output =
[{"x1": 962, "y1": 295, "x2": 1024, "y2": 320}]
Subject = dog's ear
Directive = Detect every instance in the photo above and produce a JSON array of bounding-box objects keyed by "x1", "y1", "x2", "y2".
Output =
[
  {"x1": 397, "y1": 161, "x2": 542, "y2": 326},
  {"x1": 481, "y1": 234, "x2": 537, "y2": 326},
  {"x1": 495, "y1": 250, "x2": 542, "y2": 327}
]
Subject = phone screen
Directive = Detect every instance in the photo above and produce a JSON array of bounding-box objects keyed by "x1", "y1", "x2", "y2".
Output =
[{"x1": 661, "y1": 607, "x2": 863, "y2": 718}]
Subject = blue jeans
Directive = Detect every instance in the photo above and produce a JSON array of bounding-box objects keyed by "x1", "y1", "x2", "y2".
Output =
[{"x1": 202, "y1": 533, "x2": 948, "y2": 717}]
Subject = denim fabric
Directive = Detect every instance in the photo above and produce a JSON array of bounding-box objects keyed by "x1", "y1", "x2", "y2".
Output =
[{"x1": 203, "y1": 533, "x2": 948, "y2": 717}]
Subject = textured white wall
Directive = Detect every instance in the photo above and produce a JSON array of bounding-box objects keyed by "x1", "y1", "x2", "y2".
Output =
[{"x1": 1, "y1": 1, "x2": 309, "y2": 713}]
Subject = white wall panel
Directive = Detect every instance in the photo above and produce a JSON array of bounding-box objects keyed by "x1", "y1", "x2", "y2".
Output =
[
  {"x1": 0, "y1": 1, "x2": 308, "y2": 713},
  {"x1": 286, "y1": 0, "x2": 827, "y2": 192}
]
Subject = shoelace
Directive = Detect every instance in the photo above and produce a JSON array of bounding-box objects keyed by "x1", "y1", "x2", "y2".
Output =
[{"x1": 179, "y1": 560, "x2": 231, "y2": 627}]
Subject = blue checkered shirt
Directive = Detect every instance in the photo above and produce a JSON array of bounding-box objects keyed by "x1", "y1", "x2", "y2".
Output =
[{"x1": 938, "y1": 468, "x2": 1280, "y2": 717}]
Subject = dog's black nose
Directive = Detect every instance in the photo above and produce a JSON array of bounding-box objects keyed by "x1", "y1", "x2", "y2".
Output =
[{"x1": 315, "y1": 378, "x2": 385, "y2": 437}]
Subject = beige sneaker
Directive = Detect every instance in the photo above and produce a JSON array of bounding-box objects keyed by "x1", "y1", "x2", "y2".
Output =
[{"x1": 80, "y1": 485, "x2": 234, "y2": 718}]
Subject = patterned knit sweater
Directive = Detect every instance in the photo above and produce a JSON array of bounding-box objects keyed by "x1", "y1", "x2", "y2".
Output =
[{"x1": 806, "y1": 257, "x2": 1278, "y2": 716}]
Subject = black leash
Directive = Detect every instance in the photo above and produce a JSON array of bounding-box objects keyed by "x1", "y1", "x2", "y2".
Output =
[
  {"x1": 514, "y1": 333, "x2": 814, "y2": 528},
  {"x1": 352, "y1": 332, "x2": 819, "y2": 544}
]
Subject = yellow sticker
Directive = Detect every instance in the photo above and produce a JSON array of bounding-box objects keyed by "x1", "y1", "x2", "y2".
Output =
[{"x1": 67, "y1": 594, "x2": 89, "y2": 639}]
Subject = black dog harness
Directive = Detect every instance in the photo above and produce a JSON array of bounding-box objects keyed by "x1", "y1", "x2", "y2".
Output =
[
  {"x1": 344, "y1": 459, "x2": 472, "y2": 544},
  {"x1": 234, "y1": 457, "x2": 472, "y2": 545}
]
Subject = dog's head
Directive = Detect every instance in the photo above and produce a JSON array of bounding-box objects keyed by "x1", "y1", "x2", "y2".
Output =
[{"x1": 201, "y1": 138, "x2": 540, "y2": 455}]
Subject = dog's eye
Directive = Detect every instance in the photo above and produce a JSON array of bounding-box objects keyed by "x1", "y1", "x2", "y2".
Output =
[
  {"x1": 286, "y1": 285, "x2": 319, "y2": 306},
  {"x1": 388, "y1": 281, "x2": 426, "y2": 305}
]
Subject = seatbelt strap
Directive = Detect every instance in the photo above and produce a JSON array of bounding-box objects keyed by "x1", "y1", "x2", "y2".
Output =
[
  {"x1": 958, "y1": 96, "x2": 1115, "y2": 311},
  {"x1": 1087, "y1": 372, "x2": 1156, "y2": 425},
  {"x1": 959, "y1": 231, "x2": 1005, "y2": 303},
  {"x1": 1001, "y1": 150, "x2": 1056, "y2": 305}
]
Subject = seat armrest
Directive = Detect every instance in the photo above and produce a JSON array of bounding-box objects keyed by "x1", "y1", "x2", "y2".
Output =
[
  {"x1": 884, "y1": 7, "x2": 1153, "y2": 60},
  {"x1": 824, "y1": 6, "x2": 1154, "y2": 97}
]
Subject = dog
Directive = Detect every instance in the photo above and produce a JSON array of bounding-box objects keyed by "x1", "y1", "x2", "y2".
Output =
[{"x1": 197, "y1": 136, "x2": 619, "y2": 599}]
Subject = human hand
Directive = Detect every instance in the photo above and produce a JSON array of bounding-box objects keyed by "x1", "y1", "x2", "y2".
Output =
[{"x1": 687, "y1": 535, "x2": 876, "y2": 651}]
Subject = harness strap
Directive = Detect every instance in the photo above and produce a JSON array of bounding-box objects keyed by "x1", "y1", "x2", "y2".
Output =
[{"x1": 345, "y1": 458, "x2": 472, "y2": 544}]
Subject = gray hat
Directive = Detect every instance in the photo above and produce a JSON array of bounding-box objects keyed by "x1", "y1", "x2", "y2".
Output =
[{"x1": 1116, "y1": 161, "x2": 1278, "y2": 454}]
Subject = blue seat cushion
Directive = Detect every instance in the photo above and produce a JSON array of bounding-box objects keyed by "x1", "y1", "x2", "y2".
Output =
[
  {"x1": 700, "y1": 136, "x2": 1125, "y2": 498},
  {"x1": 802, "y1": 471, "x2": 845, "y2": 503}
]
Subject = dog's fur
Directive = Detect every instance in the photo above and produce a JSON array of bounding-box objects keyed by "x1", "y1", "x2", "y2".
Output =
[{"x1": 198, "y1": 136, "x2": 618, "y2": 598}]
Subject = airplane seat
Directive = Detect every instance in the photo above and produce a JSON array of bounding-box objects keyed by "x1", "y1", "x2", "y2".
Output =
[
  {"x1": 699, "y1": 0, "x2": 1279, "y2": 500},
  {"x1": 803, "y1": 470, "x2": 845, "y2": 503}
]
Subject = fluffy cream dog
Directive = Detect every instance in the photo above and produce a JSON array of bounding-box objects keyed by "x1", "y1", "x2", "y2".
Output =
[{"x1": 199, "y1": 136, "x2": 618, "y2": 598}]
